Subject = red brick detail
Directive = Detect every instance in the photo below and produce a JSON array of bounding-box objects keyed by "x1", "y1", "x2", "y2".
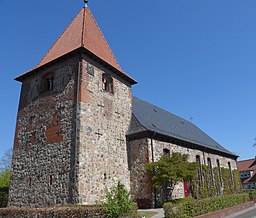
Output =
[
  {"x1": 79, "y1": 72, "x2": 90, "y2": 103},
  {"x1": 13, "y1": 122, "x2": 19, "y2": 150},
  {"x1": 103, "y1": 97, "x2": 113, "y2": 119},
  {"x1": 195, "y1": 201, "x2": 254, "y2": 218},
  {"x1": 45, "y1": 115, "x2": 63, "y2": 144}
]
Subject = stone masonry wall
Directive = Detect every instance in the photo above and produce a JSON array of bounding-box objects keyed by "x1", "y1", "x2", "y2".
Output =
[
  {"x1": 9, "y1": 57, "x2": 79, "y2": 207},
  {"x1": 129, "y1": 138, "x2": 152, "y2": 208},
  {"x1": 129, "y1": 137, "x2": 237, "y2": 207},
  {"x1": 76, "y1": 56, "x2": 132, "y2": 204}
]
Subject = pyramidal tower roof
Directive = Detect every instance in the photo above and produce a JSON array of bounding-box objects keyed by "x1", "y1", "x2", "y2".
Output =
[{"x1": 16, "y1": 7, "x2": 136, "y2": 84}]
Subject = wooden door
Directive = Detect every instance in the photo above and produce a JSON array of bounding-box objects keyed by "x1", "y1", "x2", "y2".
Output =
[{"x1": 184, "y1": 180, "x2": 189, "y2": 198}]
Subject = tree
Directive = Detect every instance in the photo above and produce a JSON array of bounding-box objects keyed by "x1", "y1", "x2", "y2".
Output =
[
  {"x1": 0, "y1": 148, "x2": 12, "y2": 188},
  {"x1": 0, "y1": 169, "x2": 11, "y2": 188},
  {"x1": 0, "y1": 149, "x2": 12, "y2": 208},
  {"x1": 146, "y1": 152, "x2": 197, "y2": 202},
  {"x1": 0, "y1": 149, "x2": 12, "y2": 172}
]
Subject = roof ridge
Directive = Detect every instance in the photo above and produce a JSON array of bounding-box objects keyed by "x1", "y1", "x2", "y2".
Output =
[
  {"x1": 85, "y1": 8, "x2": 122, "y2": 71},
  {"x1": 81, "y1": 7, "x2": 86, "y2": 46},
  {"x1": 238, "y1": 158, "x2": 256, "y2": 162},
  {"x1": 36, "y1": 7, "x2": 84, "y2": 68}
]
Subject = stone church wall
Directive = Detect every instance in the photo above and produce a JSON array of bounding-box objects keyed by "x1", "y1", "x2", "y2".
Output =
[
  {"x1": 76, "y1": 56, "x2": 132, "y2": 204},
  {"x1": 9, "y1": 57, "x2": 79, "y2": 207},
  {"x1": 129, "y1": 137, "x2": 237, "y2": 207}
]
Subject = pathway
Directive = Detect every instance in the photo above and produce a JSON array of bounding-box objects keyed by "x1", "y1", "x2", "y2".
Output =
[{"x1": 225, "y1": 205, "x2": 256, "y2": 218}]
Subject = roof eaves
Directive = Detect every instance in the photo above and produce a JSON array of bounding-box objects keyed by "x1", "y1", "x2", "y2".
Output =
[
  {"x1": 15, "y1": 47, "x2": 137, "y2": 85},
  {"x1": 132, "y1": 111, "x2": 238, "y2": 159}
]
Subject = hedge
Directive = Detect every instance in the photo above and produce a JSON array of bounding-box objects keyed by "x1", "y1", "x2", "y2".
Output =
[
  {"x1": 163, "y1": 193, "x2": 250, "y2": 218},
  {"x1": 248, "y1": 191, "x2": 256, "y2": 201},
  {"x1": 0, "y1": 206, "x2": 107, "y2": 218},
  {"x1": 0, "y1": 187, "x2": 9, "y2": 208},
  {"x1": 0, "y1": 205, "x2": 140, "y2": 218}
]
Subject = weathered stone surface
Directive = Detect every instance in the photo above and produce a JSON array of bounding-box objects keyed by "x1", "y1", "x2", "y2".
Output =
[
  {"x1": 9, "y1": 54, "x2": 238, "y2": 209},
  {"x1": 9, "y1": 57, "x2": 79, "y2": 207},
  {"x1": 76, "y1": 56, "x2": 132, "y2": 204},
  {"x1": 129, "y1": 138, "x2": 237, "y2": 207}
]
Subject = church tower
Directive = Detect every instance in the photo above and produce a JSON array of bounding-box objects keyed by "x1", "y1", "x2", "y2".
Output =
[{"x1": 9, "y1": 6, "x2": 136, "y2": 207}]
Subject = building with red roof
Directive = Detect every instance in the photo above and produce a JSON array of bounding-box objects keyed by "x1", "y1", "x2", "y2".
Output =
[
  {"x1": 9, "y1": 4, "x2": 238, "y2": 208},
  {"x1": 237, "y1": 158, "x2": 256, "y2": 190}
]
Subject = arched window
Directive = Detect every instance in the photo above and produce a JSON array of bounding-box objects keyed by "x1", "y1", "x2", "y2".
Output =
[
  {"x1": 41, "y1": 73, "x2": 54, "y2": 93},
  {"x1": 207, "y1": 158, "x2": 214, "y2": 185},
  {"x1": 217, "y1": 159, "x2": 222, "y2": 187},
  {"x1": 196, "y1": 155, "x2": 203, "y2": 186},
  {"x1": 228, "y1": 162, "x2": 234, "y2": 187},
  {"x1": 163, "y1": 149, "x2": 170, "y2": 157},
  {"x1": 102, "y1": 73, "x2": 114, "y2": 94}
]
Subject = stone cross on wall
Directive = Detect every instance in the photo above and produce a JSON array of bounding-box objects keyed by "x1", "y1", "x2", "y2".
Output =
[
  {"x1": 95, "y1": 129, "x2": 103, "y2": 140},
  {"x1": 98, "y1": 102, "x2": 105, "y2": 113},
  {"x1": 117, "y1": 134, "x2": 124, "y2": 145}
]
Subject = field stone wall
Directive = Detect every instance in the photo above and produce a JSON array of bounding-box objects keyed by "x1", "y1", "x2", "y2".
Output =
[
  {"x1": 9, "y1": 57, "x2": 79, "y2": 207},
  {"x1": 129, "y1": 138, "x2": 237, "y2": 207},
  {"x1": 76, "y1": 56, "x2": 132, "y2": 204}
]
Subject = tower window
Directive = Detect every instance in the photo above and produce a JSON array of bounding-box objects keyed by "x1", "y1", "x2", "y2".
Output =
[
  {"x1": 87, "y1": 63, "x2": 95, "y2": 76},
  {"x1": 102, "y1": 73, "x2": 114, "y2": 94},
  {"x1": 41, "y1": 73, "x2": 54, "y2": 93}
]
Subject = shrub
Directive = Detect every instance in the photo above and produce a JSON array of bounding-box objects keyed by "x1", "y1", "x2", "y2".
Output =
[
  {"x1": 248, "y1": 191, "x2": 256, "y2": 201},
  {"x1": 103, "y1": 181, "x2": 137, "y2": 218},
  {"x1": 0, "y1": 187, "x2": 8, "y2": 208},
  {"x1": 163, "y1": 193, "x2": 250, "y2": 218}
]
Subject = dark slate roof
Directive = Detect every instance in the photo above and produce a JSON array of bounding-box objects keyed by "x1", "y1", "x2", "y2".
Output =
[{"x1": 130, "y1": 96, "x2": 237, "y2": 157}]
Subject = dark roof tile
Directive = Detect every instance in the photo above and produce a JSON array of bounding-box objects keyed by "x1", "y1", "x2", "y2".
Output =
[{"x1": 130, "y1": 96, "x2": 237, "y2": 157}]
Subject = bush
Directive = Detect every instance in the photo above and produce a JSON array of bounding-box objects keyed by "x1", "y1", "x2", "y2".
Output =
[
  {"x1": 0, "y1": 206, "x2": 107, "y2": 218},
  {"x1": 163, "y1": 193, "x2": 250, "y2": 218},
  {"x1": 168, "y1": 197, "x2": 194, "y2": 205},
  {"x1": 0, "y1": 187, "x2": 9, "y2": 208},
  {"x1": 248, "y1": 191, "x2": 256, "y2": 201},
  {"x1": 104, "y1": 181, "x2": 137, "y2": 218}
]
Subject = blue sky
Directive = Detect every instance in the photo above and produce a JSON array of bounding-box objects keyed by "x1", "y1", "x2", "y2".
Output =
[{"x1": 1, "y1": 0, "x2": 256, "y2": 160}]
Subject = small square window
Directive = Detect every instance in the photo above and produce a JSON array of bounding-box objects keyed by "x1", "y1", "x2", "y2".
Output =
[{"x1": 87, "y1": 63, "x2": 95, "y2": 76}]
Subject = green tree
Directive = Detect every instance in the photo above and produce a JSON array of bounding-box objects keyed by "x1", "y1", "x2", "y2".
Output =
[
  {"x1": 0, "y1": 149, "x2": 12, "y2": 172},
  {"x1": 0, "y1": 148, "x2": 12, "y2": 188},
  {"x1": 146, "y1": 152, "x2": 197, "y2": 202},
  {"x1": 0, "y1": 149, "x2": 12, "y2": 208},
  {"x1": 0, "y1": 169, "x2": 11, "y2": 188}
]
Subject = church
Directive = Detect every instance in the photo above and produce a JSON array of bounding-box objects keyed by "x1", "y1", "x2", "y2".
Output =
[{"x1": 9, "y1": 5, "x2": 238, "y2": 208}]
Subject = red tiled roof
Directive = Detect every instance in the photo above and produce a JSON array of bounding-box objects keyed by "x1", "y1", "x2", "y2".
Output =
[
  {"x1": 237, "y1": 159, "x2": 256, "y2": 172},
  {"x1": 16, "y1": 7, "x2": 136, "y2": 84},
  {"x1": 238, "y1": 159, "x2": 256, "y2": 184}
]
